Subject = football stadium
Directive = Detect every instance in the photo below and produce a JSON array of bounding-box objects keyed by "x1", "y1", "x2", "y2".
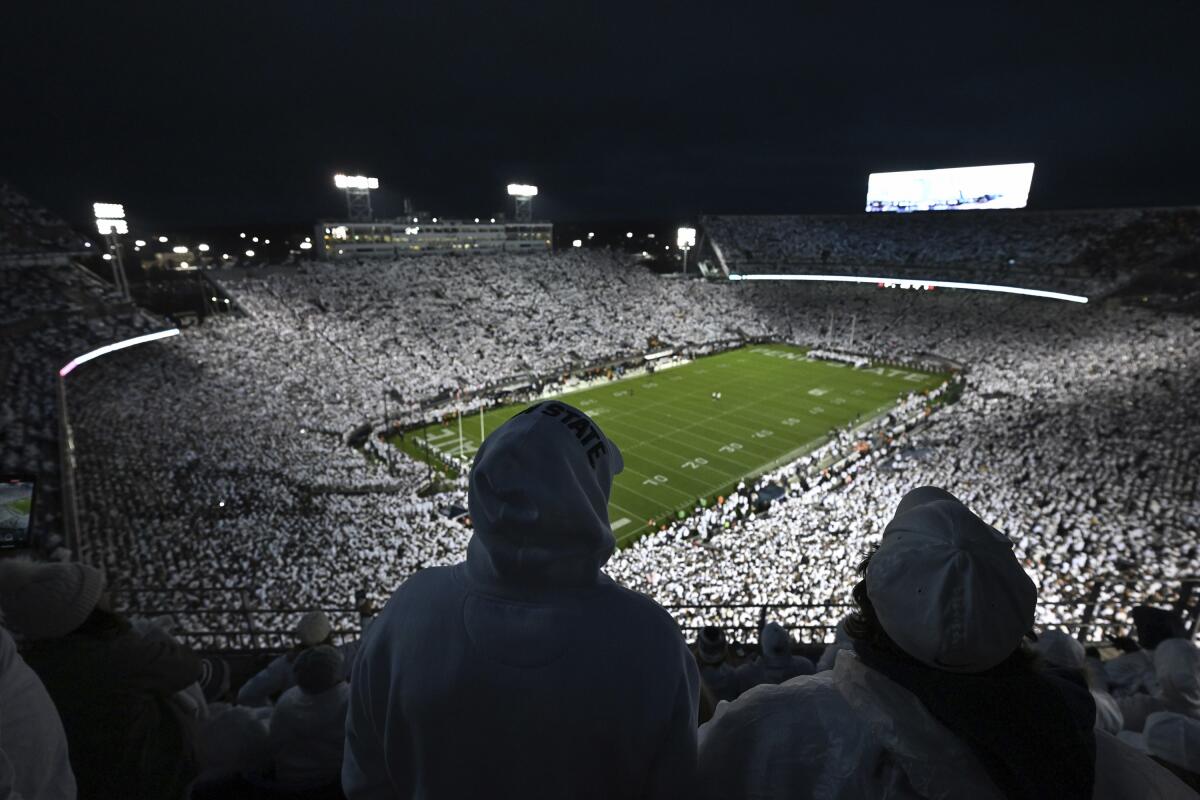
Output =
[
  {"x1": 407, "y1": 344, "x2": 951, "y2": 544},
  {"x1": 3, "y1": 3, "x2": 1200, "y2": 797}
]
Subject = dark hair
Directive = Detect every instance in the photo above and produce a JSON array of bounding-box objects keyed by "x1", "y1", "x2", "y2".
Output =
[
  {"x1": 846, "y1": 547, "x2": 1036, "y2": 673},
  {"x1": 843, "y1": 546, "x2": 913, "y2": 662}
]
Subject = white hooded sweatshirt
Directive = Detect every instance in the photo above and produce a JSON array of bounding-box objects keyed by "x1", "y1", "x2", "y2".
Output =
[
  {"x1": 698, "y1": 649, "x2": 1194, "y2": 800},
  {"x1": 343, "y1": 401, "x2": 700, "y2": 799}
]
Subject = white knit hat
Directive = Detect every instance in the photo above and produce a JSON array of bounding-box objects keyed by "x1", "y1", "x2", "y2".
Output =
[
  {"x1": 0, "y1": 558, "x2": 105, "y2": 640},
  {"x1": 866, "y1": 486, "x2": 1036, "y2": 673},
  {"x1": 294, "y1": 610, "x2": 332, "y2": 647}
]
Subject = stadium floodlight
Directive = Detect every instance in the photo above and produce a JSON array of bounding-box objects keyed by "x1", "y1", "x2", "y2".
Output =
[
  {"x1": 92, "y1": 202, "x2": 125, "y2": 219},
  {"x1": 93, "y1": 201, "x2": 131, "y2": 299},
  {"x1": 240, "y1": 232, "x2": 247, "y2": 238},
  {"x1": 507, "y1": 183, "x2": 538, "y2": 222},
  {"x1": 245, "y1": 249, "x2": 255, "y2": 257},
  {"x1": 172, "y1": 245, "x2": 188, "y2": 254},
  {"x1": 135, "y1": 239, "x2": 146, "y2": 247},
  {"x1": 334, "y1": 174, "x2": 379, "y2": 190},
  {"x1": 331, "y1": 226, "x2": 349, "y2": 240},
  {"x1": 626, "y1": 232, "x2": 633, "y2": 238},
  {"x1": 726, "y1": 273, "x2": 1088, "y2": 304},
  {"x1": 506, "y1": 184, "x2": 538, "y2": 197},
  {"x1": 587, "y1": 232, "x2": 595, "y2": 239},
  {"x1": 158, "y1": 236, "x2": 168, "y2": 243},
  {"x1": 252, "y1": 236, "x2": 259, "y2": 242},
  {"x1": 198, "y1": 243, "x2": 210, "y2": 252},
  {"x1": 299, "y1": 241, "x2": 313, "y2": 250},
  {"x1": 59, "y1": 328, "x2": 180, "y2": 378},
  {"x1": 572, "y1": 239, "x2": 583, "y2": 248},
  {"x1": 676, "y1": 227, "x2": 696, "y2": 249},
  {"x1": 96, "y1": 219, "x2": 128, "y2": 235},
  {"x1": 335, "y1": 173, "x2": 379, "y2": 220}
]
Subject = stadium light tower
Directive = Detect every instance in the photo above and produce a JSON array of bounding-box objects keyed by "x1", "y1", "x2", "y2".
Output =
[
  {"x1": 507, "y1": 183, "x2": 538, "y2": 222},
  {"x1": 677, "y1": 226, "x2": 696, "y2": 275},
  {"x1": 93, "y1": 202, "x2": 131, "y2": 299},
  {"x1": 334, "y1": 174, "x2": 379, "y2": 221}
]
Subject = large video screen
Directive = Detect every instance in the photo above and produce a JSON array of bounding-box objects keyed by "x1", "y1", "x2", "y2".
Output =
[
  {"x1": 0, "y1": 478, "x2": 34, "y2": 549},
  {"x1": 866, "y1": 163, "x2": 1035, "y2": 213}
]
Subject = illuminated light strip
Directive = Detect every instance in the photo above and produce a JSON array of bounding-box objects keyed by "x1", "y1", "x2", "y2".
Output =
[
  {"x1": 59, "y1": 329, "x2": 181, "y2": 377},
  {"x1": 726, "y1": 273, "x2": 1088, "y2": 304}
]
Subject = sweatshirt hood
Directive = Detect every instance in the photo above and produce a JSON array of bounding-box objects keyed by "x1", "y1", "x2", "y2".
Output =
[
  {"x1": 760, "y1": 623, "x2": 793, "y2": 662},
  {"x1": 1155, "y1": 639, "x2": 1200, "y2": 715},
  {"x1": 466, "y1": 401, "x2": 623, "y2": 589}
]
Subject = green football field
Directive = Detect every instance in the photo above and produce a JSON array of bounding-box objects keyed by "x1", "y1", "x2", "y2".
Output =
[{"x1": 408, "y1": 344, "x2": 949, "y2": 545}]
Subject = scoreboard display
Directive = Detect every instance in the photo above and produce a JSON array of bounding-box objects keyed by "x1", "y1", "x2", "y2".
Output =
[{"x1": 866, "y1": 163, "x2": 1035, "y2": 213}]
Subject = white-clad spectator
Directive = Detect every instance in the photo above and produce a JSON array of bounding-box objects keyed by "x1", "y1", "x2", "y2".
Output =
[
  {"x1": 1120, "y1": 639, "x2": 1200, "y2": 733},
  {"x1": 746, "y1": 622, "x2": 814, "y2": 687},
  {"x1": 0, "y1": 622, "x2": 76, "y2": 799},
  {"x1": 1037, "y1": 630, "x2": 1126, "y2": 735},
  {"x1": 344, "y1": 402, "x2": 699, "y2": 799},
  {"x1": 816, "y1": 615, "x2": 854, "y2": 672},
  {"x1": 698, "y1": 487, "x2": 1192, "y2": 799},
  {"x1": 237, "y1": 611, "x2": 356, "y2": 708},
  {"x1": 1118, "y1": 711, "x2": 1200, "y2": 793},
  {"x1": 190, "y1": 706, "x2": 272, "y2": 797},
  {"x1": 269, "y1": 645, "x2": 348, "y2": 791},
  {"x1": 696, "y1": 626, "x2": 742, "y2": 702}
]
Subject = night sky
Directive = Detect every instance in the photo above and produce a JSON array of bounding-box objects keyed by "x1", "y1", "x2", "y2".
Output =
[{"x1": 3, "y1": 1, "x2": 1198, "y2": 228}]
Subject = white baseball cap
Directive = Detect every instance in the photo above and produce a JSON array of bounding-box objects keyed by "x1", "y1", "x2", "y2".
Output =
[{"x1": 866, "y1": 486, "x2": 1037, "y2": 673}]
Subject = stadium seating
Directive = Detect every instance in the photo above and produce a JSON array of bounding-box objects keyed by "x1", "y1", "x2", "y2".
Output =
[
  {"x1": 39, "y1": 248, "x2": 1197, "y2": 646},
  {"x1": 702, "y1": 207, "x2": 1200, "y2": 296}
]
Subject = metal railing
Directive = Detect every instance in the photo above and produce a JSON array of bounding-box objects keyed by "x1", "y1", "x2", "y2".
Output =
[{"x1": 109, "y1": 578, "x2": 1200, "y2": 652}]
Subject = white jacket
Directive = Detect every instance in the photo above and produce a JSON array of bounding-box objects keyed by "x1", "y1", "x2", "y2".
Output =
[
  {"x1": 269, "y1": 683, "x2": 348, "y2": 789},
  {"x1": 698, "y1": 650, "x2": 1195, "y2": 799},
  {"x1": 0, "y1": 626, "x2": 75, "y2": 800}
]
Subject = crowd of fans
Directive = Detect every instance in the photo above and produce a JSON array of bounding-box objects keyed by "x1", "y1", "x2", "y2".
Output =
[
  {"x1": 0, "y1": 181, "x2": 90, "y2": 262},
  {"x1": 6, "y1": 181, "x2": 1200, "y2": 797},
  {"x1": 1, "y1": 260, "x2": 155, "y2": 552},
  {"x1": 2, "y1": 466, "x2": 1198, "y2": 797},
  {"x1": 703, "y1": 207, "x2": 1200, "y2": 296},
  {"x1": 44, "y1": 250, "x2": 1194, "y2": 647}
]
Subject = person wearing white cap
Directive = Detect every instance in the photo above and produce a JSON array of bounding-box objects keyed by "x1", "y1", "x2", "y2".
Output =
[
  {"x1": 236, "y1": 609, "x2": 358, "y2": 708},
  {"x1": 344, "y1": 401, "x2": 699, "y2": 799},
  {"x1": 0, "y1": 557, "x2": 202, "y2": 800},
  {"x1": 1119, "y1": 638, "x2": 1200, "y2": 733},
  {"x1": 697, "y1": 487, "x2": 1193, "y2": 800}
]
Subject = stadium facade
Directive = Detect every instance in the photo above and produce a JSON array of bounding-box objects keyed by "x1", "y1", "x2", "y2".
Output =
[{"x1": 316, "y1": 218, "x2": 552, "y2": 259}]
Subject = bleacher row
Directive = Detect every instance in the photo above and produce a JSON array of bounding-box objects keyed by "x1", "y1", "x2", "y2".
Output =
[{"x1": 702, "y1": 207, "x2": 1200, "y2": 295}]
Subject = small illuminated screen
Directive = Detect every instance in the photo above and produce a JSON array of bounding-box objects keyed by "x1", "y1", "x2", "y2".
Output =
[
  {"x1": 0, "y1": 479, "x2": 34, "y2": 548},
  {"x1": 866, "y1": 163, "x2": 1035, "y2": 213}
]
